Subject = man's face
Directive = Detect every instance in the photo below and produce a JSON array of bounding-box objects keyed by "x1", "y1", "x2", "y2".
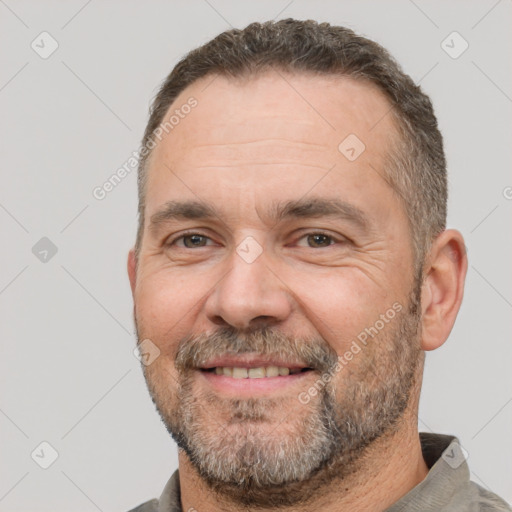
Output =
[{"x1": 130, "y1": 71, "x2": 422, "y2": 504}]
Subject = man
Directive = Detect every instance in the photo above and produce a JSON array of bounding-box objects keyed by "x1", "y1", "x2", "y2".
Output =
[{"x1": 126, "y1": 19, "x2": 510, "y2": 512}]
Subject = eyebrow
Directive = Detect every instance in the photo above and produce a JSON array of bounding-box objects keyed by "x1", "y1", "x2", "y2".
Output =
[
  {"x1": 149, "y1": 197, "x2": 370, "y2": 235},
  {"x1": 149, "y1": 201, "x2": 218, "y2": 235},
  {"x1": 270, "y1": 197, "x2": 370, "y2": 230}
]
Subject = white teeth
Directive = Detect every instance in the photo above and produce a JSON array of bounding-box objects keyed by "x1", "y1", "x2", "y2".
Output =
[
  {"x1": 232, "y1": 367, "x2": 249, "y2": 379},
  {"x1": 248, "y1": 367, "x2": 265, "y2": 379},
  {"x1": 212, "y1": 366, "x2": 302, "y2": 378},
  {"x1": 266, "y1": 366, "x2": 279, "y2": 377}
]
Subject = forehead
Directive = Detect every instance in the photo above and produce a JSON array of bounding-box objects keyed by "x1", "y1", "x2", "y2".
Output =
[
  {"x1": 145, "y1": 70, "x2": 401, "y2": 221},
  {"x1": 158, "y1": 70, "x2": 395, "y2": 152}
]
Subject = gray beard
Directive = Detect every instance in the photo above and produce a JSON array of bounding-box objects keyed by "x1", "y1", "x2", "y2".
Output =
[{"x1": 139, "y1": 284, "x2": 422, "y2": 508}]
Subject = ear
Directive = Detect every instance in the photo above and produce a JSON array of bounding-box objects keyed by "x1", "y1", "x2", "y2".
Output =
[
  {"x1": 127, "y1": 248, "x2": 137, "y2": 298},
  {"x1": 420, "y1": 229, "x2": 468, "y2": 351}
]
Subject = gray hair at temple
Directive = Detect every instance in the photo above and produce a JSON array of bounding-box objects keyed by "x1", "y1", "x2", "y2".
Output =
[{"x1": 134, "y1": 18, "x2": 447, "y2": 275}]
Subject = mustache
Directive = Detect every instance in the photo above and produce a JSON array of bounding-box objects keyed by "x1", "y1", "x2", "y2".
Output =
[{"x1": 174, "y1": 326, "x2": 339, "y2": 374}]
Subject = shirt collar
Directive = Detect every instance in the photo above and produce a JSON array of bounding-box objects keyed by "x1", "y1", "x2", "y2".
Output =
[{"x1": 385, "y1": 433, "x2": 470, "y2": 511}]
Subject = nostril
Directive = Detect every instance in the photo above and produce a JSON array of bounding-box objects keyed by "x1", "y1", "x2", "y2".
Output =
[{"x1": 246, "y1": 317, "x2": 281, "y2": 333}]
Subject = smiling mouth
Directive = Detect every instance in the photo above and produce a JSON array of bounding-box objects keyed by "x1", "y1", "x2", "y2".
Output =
[{"x1": 201, "y1": 366, "x2": 313, "y2": 378}]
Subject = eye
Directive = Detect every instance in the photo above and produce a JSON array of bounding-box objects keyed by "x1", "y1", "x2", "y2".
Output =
[
  {"x1": 170, "y1": 233, "x2": 213, "y2": 248},
  {"x1": 296, "y1": 232, "x2": 340, "y2": 248}
]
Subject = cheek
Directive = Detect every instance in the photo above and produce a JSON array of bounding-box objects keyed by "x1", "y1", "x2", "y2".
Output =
[
  {"x1": 287, "y1": 268, "x2": 391, "y2": 352},
  {"x1": 135, "y1": 271, "x2": 207, "y2": 352}
]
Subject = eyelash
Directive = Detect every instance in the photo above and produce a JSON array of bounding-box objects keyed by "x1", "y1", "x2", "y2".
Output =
[
  {"x1": 166, "y1": 231, "x2": 216, "y2": 248},
  {"x1": 166, "y1": 230, "x2": 346, "y2": 249},
  {"x1": 296, "y1": 232, "x2": 343, "y2": 247}
]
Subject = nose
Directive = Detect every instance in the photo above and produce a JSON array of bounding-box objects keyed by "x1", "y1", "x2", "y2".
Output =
[{"x1": 204, "y1": 247, "x2": 293, "y2": 331}]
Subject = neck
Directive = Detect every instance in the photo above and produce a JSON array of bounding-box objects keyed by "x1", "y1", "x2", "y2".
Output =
[{"x1": 178, "y1": 408, "x2": 429, "y2": 512}]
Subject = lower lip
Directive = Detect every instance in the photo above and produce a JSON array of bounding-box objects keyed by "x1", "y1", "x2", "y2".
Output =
[{"x1": 198, "y1": 369, "x2": 313, "y2": 395}]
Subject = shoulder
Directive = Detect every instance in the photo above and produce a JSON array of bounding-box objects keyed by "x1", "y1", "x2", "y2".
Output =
[
  {"x1": 126, "y1": 470, "x2": 181, "y2": 512},
  {"x1": 126, "y1": 498, "x2": 159, "y2": 512},
  {"x1": 459, "y1": 481, "x2": 512, "y2": 511}
]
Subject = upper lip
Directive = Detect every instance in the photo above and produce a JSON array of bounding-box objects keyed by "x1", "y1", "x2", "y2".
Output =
[{"x1": 198, "y1": 354, "x2": 310, "y2": 370}]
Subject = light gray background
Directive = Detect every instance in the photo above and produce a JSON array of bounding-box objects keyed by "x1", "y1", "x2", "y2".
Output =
[{"x1": 1, "y1": 1, "x2": 511, "y2": 510}]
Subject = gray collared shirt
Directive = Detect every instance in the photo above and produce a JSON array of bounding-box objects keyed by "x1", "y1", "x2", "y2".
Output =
[{"x1": 128, "y1": 433, "x2": 511, "y2": 511}]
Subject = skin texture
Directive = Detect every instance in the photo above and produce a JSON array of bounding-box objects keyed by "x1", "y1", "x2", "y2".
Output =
[{"x1": 128, "y1": 70, "x2": 467, "y2": 512}]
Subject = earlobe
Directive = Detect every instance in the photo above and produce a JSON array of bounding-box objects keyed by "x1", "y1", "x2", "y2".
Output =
[
  {"x1": 420, "y1": 229, "x2": 468, "y2": 351},
  {"x1": 127, "y1": 248, "x2": 137, "y2": 297}
]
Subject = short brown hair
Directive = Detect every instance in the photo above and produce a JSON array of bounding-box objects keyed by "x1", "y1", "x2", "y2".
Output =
[{"x1": 135, "y1": 18, "x2": 447, "y2": 273}]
